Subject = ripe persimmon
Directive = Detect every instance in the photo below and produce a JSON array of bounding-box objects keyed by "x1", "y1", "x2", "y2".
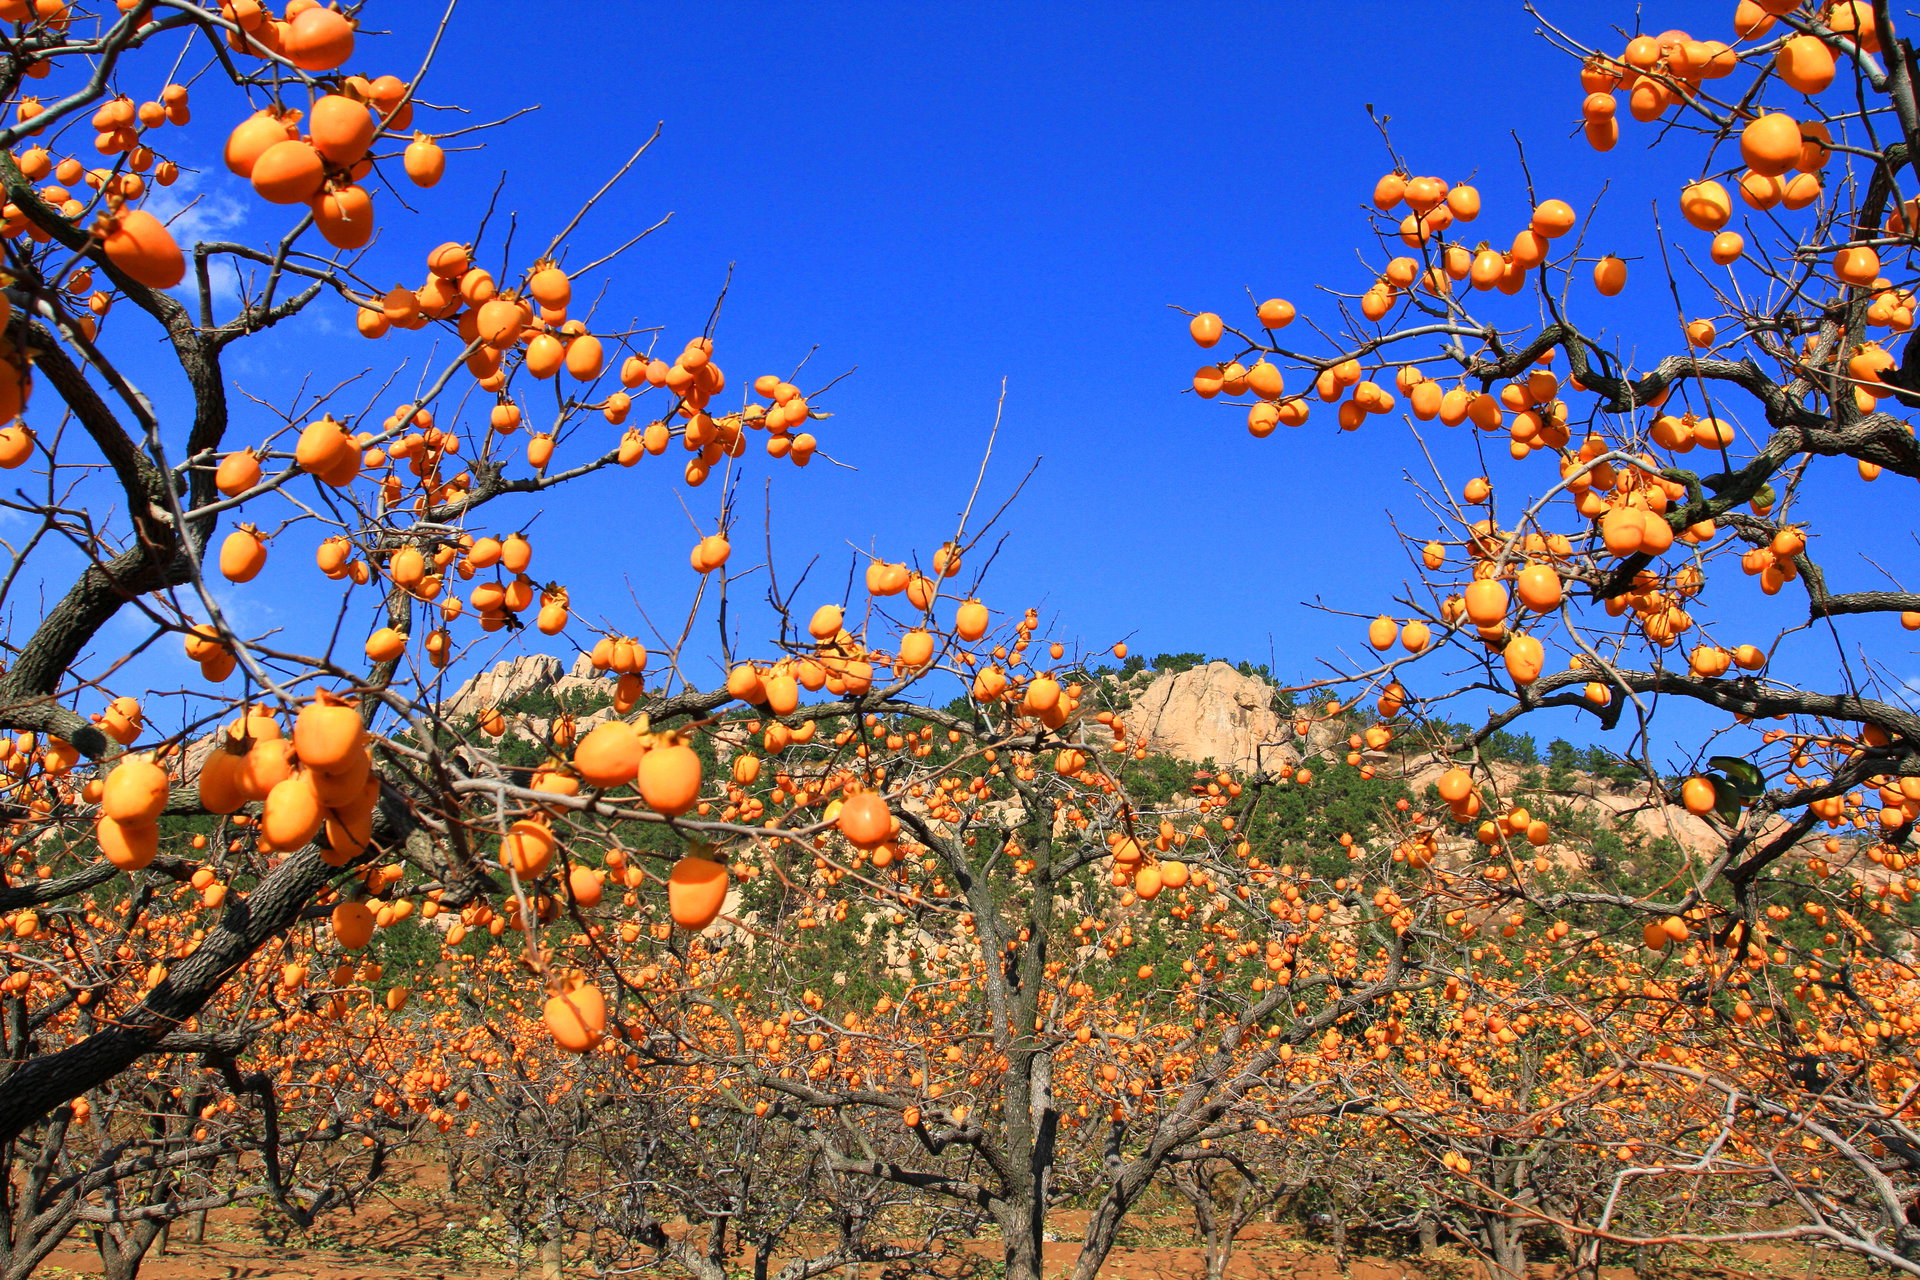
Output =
[
  {"x1": 293, "y1": 695, "x2": 362, "y2": 771},
  {"x1": 571, "y1": 722, "x2": 641, "y2": 789},
  {"x1": 1776, "y1": 35, "x2": 1836, "y2": 93},
  {"x1": 1256, "y1": 298, "x2": 1294, "y2": 328},
  {"x1": 1681, "y1": 775, "x2": 1717, "y2": 814},
  {"x1": 97, "y1": 814, "x2": 158, "y2": 871},
  {"x1": 249, "y1": 139, "x2": 325, "y2": 203},
  {"x1": 403, "y1": 134, "x2": 445, "y2": 186},
  {"x1": 808, "y1": 604, "x2": 843, "y2": 640},
  {"x1": 528, "y1": 262, "x2": 571, "y2": 310},
  {"x1": 1592, "y1": 255, "x2": 1627, "y2": 295},
  {"x1": 309, "y1": 93, "x2": 376, "y2": 165},
  {"x1": 280, "y1": 3, "x2": 354, "y2": 70},
  {"x1": 544, "y1": 982, "x2": 606, "y2": 1052},
  {"x1": 1515, "y1": 564, "x2": 1563, "y2": 612},
  {"x1": 427, "y1": 241, "x2": 470, "y2": 279},
  {"x1": 98, "y1": 208, "x2": 184, "y2": 288},
  {"x1": 311, "y1": 184, "x2": 374, "y2": 250},
  {"x1": 692, "y1": 533, "x2": 731, "y2": 573},
  {"x1": 899, "y1": 629, "x2": 935, "y2": 670},
  {"x1": 102, "y1": 754, "x2": 168, "y2": 823},
  {"x1": 1503, "y1": 633, "x2": 1545, "y2": 685},
  {"x1": 364, "y1": 628, "x2": 407, "y2": 662},
  {"x1": 1834, "y1": 244, "x2": 1881, "y2": 286},
  {"x1": 1530, "y1": 199, "x2": 1577, "y2": 238},
  {"x1": 837, "y1": 792, "x2": 892, "y2": 848},
  {"x1": 331, "y1": 900, "x2": 375, "y2": 950},
  {"x1": 219, "y1": 526, "x2": 268, "y2": 582},
  {"x1": 1680, "y1": 180, "x2": 1732, "y2": 231},
  {"x1": 568, "y1": 865, "x2": 605, "y2": 908},
  {"x1": 1463, "y1": 579, "x2": 1508, "y2": 625},
  {"x1": 263, "y1": 773, "x2": 325, "y2": 849},
  {"x1": 224, "y1": 108, "x2": 295, "y2": 176},
  {"x1": 1741, "y1": 113, "x2": 1802, "y2": 176},
  {"x1": 500, "y1": 818, "x2": 555, "y2": 877},
  {"x1": 637, "y1": 738, "x2": 701, "y2": 816},
  {"x1": 955, "y1": 600, "x2": 989, "y2": 641},
  {"x1": 668, "y1": 853, "x2": 728, "y2": 930}
]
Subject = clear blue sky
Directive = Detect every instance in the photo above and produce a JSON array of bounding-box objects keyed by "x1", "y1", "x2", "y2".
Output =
[{"x1": 54, "y1": 1, "x2": 1913, "y2": 764}]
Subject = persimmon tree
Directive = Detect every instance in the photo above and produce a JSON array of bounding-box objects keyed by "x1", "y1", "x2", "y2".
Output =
[
  {"x1": 482, "y1": 633, "x2": 1472, "y2": 1280},
  {"x1": 0, "y1": 2, "x2": 1171, "y2": 1272},
  {"x1": 52, "y1": 982, "x2": 447, "y2": 1280},
  {"x1": 0, "y1": 0, "x2": 928, "y2": 1271},
  {"x1": 1164, "y1": 1144, "x2": 1301, "y2": 1280},
  {"x1": 452, "y1": 608, "x2": 1160, "y2": 1280},
  {"x1": 441, "y1": 1019, "x2": 972, "y2": 1280},
  {"x1": 1180, "y1": 1, "x2": 1920, "y2": 1273},
  {"x1": 1, "y1": 843, "x2": 497, "y2": 1280}
]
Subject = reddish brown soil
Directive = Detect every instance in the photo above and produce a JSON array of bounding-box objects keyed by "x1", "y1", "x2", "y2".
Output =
[{"x1": 36, "y1": 1181, "x2": 1841, "y2": 1280}]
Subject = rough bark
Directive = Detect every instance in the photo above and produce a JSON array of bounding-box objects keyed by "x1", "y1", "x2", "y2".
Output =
[{"x1": 93, "y1": 1217, "x2": 164, "y2": 1280}]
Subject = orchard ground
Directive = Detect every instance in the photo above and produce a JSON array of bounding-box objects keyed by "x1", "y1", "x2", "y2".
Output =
[{"x1": 35, "y1": 1159, "x2": 1878, "y2": 1280}]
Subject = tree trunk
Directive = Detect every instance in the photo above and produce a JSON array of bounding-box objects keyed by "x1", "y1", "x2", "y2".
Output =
[
  {"x1": 1, "y1": 1226, "x2": 73, "y2": 1280},
  {"x1": 1173, "y1": 1163, "x2": 1240, "y2": 1280},
  {"x1": 1417, "y1": 1211, "x2": 1438, "y2": 1255},
  {"x1": 540, "y1": 1235, "x2": 563, "y2": 1280},
  {"x1": 1204, "y1": 1232, "x2": 1235, "y2": 1280},
  {"x1": 668, "y1": 1239, "x2": 726, "y2": 1280},
  {"x1": 1028, "y1": 1051, "x2": 1056, "y2": 1254},
  {"x1": 1070, "y1": 1186, "x2": 1132, "y2": 1280},
  {"x1": 998, "y1": 1205, "x2": 1044, "y2": 1280},
  {"x1": 188, "y1": 1210, "x2": 207, "y2": 1246},
  {"x1": 1482, "y1": 1216, "x2": 1528, "y2": 1280},
  {"x1": 991, "y1": 1042, "x2": 1052, "y2": 1280},
  {"x1": 1560, "y1": 1223, "x2": 1601, "y2": 1280},
  {"x1": 1194, "y1": 1189, "x2": 1232, "y2": 1280},
  {"x1": 1329, "y1": 1211, "x2": 1348, "y2": 1275},
  {"x1": 94, "y1": 1220, "x2": 165, "y2": 1280}
]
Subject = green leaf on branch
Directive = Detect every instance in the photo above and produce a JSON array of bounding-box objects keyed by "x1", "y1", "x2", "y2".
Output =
[{"x1": 1708, "y1": 757, "x2": 1766, "y2": 799}]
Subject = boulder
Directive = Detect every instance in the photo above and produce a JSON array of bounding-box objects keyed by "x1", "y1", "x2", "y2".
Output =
[{"x1": 1127, "y1": 661, "x2": 1288, "y2": 774}]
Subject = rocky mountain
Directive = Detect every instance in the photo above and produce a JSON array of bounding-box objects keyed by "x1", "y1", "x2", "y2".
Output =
[
  {"x1": 442, "y1": 651, "x2": 604, "y2": 717},
  {"x1": 442, "y1": 654, "x2": 1306, "y2": 771},
  {"x1": 436, "y1": 652, "x2": 1736, "y2": 862},
  {"x1": 1122, "y1": 660, "x2": 1295, "y2": 773}
]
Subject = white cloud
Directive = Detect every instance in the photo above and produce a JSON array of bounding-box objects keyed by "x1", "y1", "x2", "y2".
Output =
[
  {"x1": 145, "y1": 173, "x2": 249, "y2": 307},
  {"x1": 203, "y1": 579, "x2": 279, "y2": 636},
  {"x1": 146, "y1": 171, "x2": 248, "y2": 246}
]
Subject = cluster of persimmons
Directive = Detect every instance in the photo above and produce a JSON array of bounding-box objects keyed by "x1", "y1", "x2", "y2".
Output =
[
  {"x1": 1163, "y1": 1, "x2": 1920, "y2": 1270},
  {"x1": 2, "y1": 3, "x2": 1919, "y2": 1280}
]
